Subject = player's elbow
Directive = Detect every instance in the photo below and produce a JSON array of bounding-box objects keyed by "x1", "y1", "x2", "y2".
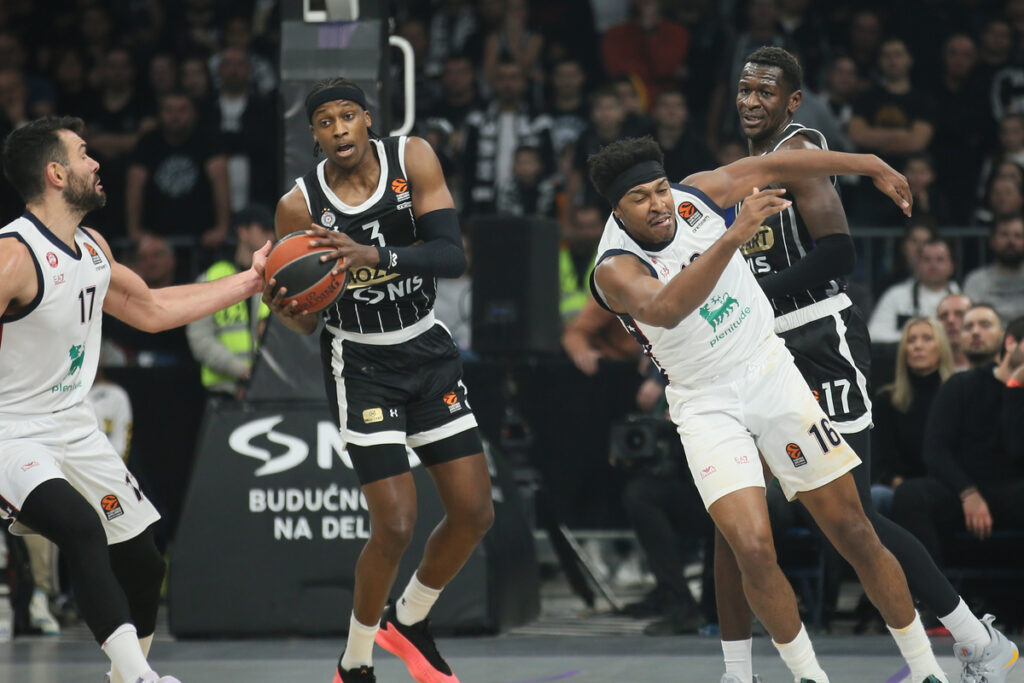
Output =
[{"x1": 436, "y1": 244, "x2": 467, "y2": 278}]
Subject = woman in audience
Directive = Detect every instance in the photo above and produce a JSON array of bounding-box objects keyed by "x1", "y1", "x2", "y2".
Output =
[{"x1": 871, "y1": 317, "x2": 956, "y2": 515}]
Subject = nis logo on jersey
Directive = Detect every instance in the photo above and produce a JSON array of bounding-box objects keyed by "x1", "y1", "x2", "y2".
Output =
[
  {"x1": 348, "y1": 269, "x2": 424, "y2": 305},
  {"x1": 741, "y1": 225, "x2": 775, "y2": 274}
]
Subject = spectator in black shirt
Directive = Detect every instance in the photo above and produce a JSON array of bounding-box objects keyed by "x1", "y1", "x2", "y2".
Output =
[
  {"x1": 566, "y1": 87, "x2": 628, "y2": 210},
  {"x1": 871, "y1": 317, "x2": 956, "y2": 515},
  {"x1": 495, "y1": 145, "x2": 557, "y2": 218},
  {"x1": 547, "y1": 59, "x2": 590, "y2": 156},
  {"x1": 83, "y1": 46, "x2": 157, "y2": 238},
  {"x1": 650, "y1": 89, "x2": 716, "y2": 182},
  {"x1": 126, "y1": 91, "x2": 230, "y2": 248},
  {"x1": 848, "y1": 38, "x2": 936, "y2": 225},
  {"x1": 891, "y1": 314, "x2": 1024, "y2": 562}
]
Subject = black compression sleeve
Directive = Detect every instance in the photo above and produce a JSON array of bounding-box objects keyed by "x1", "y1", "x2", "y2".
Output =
[
  {"x1": 758, "y1": 232, "x2": 855, "y2": 300},
  {"x1": 375, "y1": 208, "x2": 466, "y2": 278}
]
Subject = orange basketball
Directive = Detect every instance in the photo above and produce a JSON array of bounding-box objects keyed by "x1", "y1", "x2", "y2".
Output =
[{"x1": 264, "y1": 231, "x2": 350, "y2": 313}]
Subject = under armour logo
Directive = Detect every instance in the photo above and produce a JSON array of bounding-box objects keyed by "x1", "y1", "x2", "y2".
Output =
[
  {"x1": 389, "y1": 252, "x2": 398, "y2": 268},
  {"x1": 389, "y1": 408, "x2": 399, "y2": 418}
]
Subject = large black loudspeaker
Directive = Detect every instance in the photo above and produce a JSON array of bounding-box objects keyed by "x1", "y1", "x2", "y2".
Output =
[{"x1": 470, "y1": 215, "x2": 561, "y2": 354}]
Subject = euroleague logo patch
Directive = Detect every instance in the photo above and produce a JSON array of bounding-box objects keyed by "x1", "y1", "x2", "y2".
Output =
[
  {"x1": 84, "y1": 242, "x2": 103, "y2": 266},
  {"x1": 391, "y1": 177, "x2": 410, "y2": 202},
  {"x1": 677, "y1": 201, "x2": 704, "y2": 228},
  {"x1": 443, "y1": 391, "x2": 462, "y2": 413},
  {"x1": 786, "y1": 443, "x2": 808, "y2": 468},
  {"x1": 100, "y1": 494, "x2": 124, "y2": 520}
]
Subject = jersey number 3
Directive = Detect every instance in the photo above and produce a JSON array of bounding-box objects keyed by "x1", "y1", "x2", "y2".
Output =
[{"x1": 362, "y1": 220, "x2": 386, "y2": 247}]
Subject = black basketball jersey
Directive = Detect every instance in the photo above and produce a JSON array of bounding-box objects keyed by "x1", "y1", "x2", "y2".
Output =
[
  {"x1": 295, "y1": 135, "x2": 435, "y2": 334},
  {"x1": 739, "y1": 123, "x2": 846, "y2": 316}
]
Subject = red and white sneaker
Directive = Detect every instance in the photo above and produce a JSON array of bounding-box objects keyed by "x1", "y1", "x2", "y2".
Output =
[{"x1": 374, "y1": 603, "x2": 458, "y2": 683}]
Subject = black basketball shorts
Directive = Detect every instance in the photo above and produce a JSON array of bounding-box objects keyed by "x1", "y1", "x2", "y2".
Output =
[
  {"x1": 776, "y1": 300, "x2": 872, "y2": 433},
  {"x1": 320, "y1": 322, "x2": 483, "y2": 484}
]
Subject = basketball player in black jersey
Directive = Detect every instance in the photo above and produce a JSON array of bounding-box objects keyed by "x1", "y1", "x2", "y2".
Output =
[
  {"x1": 263, "y1": 79, "x2": 491, "y2": 683},
  {"x1": 713, "y1": 47, "x2": 1018, "y2": 683}
]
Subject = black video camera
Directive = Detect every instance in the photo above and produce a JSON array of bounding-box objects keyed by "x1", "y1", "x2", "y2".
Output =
[{"x1": 608, "y1": 414, "x2": 685, "y2": 474}]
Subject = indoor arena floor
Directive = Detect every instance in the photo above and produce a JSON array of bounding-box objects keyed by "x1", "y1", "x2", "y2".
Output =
[{"x1": 0, "y1": 619, "x2": 995, "y2": 683}]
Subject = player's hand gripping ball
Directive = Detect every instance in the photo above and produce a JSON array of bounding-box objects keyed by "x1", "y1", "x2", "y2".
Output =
[{"x1": 264, "y1": 231, "x2": 350, "y2": 313}]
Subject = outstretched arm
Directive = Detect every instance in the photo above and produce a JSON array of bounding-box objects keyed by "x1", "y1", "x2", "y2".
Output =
[
  {"x1": 596, "y1": 189, "x2": 790, "y2": 328},
  {"x1": 91, "y1": 228, "x2": 269, "y2": 333},
  {"x1": 683, "y1": 149, "x2": 911, "y2": 217}
]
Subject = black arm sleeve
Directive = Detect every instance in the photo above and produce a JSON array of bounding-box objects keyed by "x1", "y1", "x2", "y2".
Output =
[
  {"x1": 923, "y1": 376, "x2": 975, "y2": 494},
  {"x1": 758, "y1": 232, "x2": 856, "y2": 300},
  {"x1": 376, "y1": 208, "x2": 466, "y2": 278}
]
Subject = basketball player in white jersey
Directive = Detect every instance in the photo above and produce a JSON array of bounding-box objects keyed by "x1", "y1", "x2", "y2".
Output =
[
  {"x1": 0, "y1": 116, "x2": 269, "y2": 682},
  {"x1": 588, "y1": 136, "x2": 948, "y2": 683},
  {"x1": 713, "y1": 46, "x2": 1018, "y2": 683}
]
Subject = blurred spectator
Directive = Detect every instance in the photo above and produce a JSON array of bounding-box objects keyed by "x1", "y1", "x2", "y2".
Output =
[
  {"x1": 962, "y1": 303, "x2": 1005, "y2": 367},
  {"x1": 903, "y1": 154, "x2": 950, "y2": 226},
  {"x1": 462, "y1": 0, "x2": 506, "y2": 66},
  {"x1": 824, "y1": 55, "x2": 858, "y2": 131},
  {"x1": 495, "y1": 145, "x2": 557, "y2": 217},
  {"x1": 186, "y1": 205, "x2": 273, "y2": 398},
  {"x1": 976, "y1": 114, "x2": 1024, "y2": 209},
  {"x1": 844, "y1": 9, "x2": 883, "y2": 91},
  {"x1": 792, "y1": 77, "x2": 852, "y2": 153},
  {"x1": 424, "y1": 0, "x2": 476, "y2": 79},
  {"x1": 146, "y1": 54, "x2": 176, "y2": 104},
  {"x1": 706, "y1": 0, "x2": 785, "y2": 149},
  {"x1": 0, "y1": 31, "x2": 55, "y2": 118},
  {"x1": 0, "y1": 68, "x2": 32, "y2": 135},
  {"x1": 936, "y1": 293, "x2": 973, "y2": 372},
  {"x1": 566, "y1": 87, "x2": 628, "y2": 210},
  {"x1": 103, "y1": 235, "x2": 193, "y2": 366},
  {"x1": 87, "y1": 369, "x2": 134, "y2": 462},
  {"x1": 83, "y1": 46, "x2": 158, "y2": 238},
  {"x1": 547, "y1": 59, "x2": 590, "y2": 155},
  {"x1": 50, "y1": 47, "x2": 91, "y2": 118},
  {"x1": 975, "y1": 174, "x2": 1024, "y2": 227},
  {"x1": 422, "y1": 53, "x2": 481, "y2": 150},
  {"x1": 963, "y1": 215, "x2": 1024, "y2": 322},
  {"x1": 848, "y1": 38, "x2": 936, "y2": 225},
  {"x1": 559, "y1": 203, "x2": 604, "y2": 322},
  {"x1": 482, "y1": 0, "x2": 544, "y2": 89},
  {"x1": 650, "y1": 89, "x2": 715, "y2": 181},
  {"x1": 181, "y1": 54, "x2": 216, "y2": 116},
  {"x1": 929, "y1": 34, "x2": 989, "y2": 225},
  {"x1": 78, "y1": 5, "x2": 115, "y2": 69},
  {"x1": 400, "y1": 19, "x2": 438, "y2": 116},
  {"x1": 890, "y1": 315, "x2": 1024, "y2": 562},
  {"x1": 460, "y1": 59, "x2": 553, "y2": 217},
  {"x1": 776, "y1": 0, "x2": 830, "y2": 91},
  {"x1": 434, "y1": 230, "x2": 473, "y2": 355},
  {"x1": 975, "y1": 18, "x2": 1013, "y2": 107},
  {"x1": 874, "y1": 220, "x2": 938, "y2": 301},
  {"x1": 601, "y1": 0, "x2": 689, "y2": 103},
  {"x1": 126, "y1": 91, "x2": 230, "y2": 248},
  {"x1": 212, "y1": 46, "x2": 279, "y2": 212},
  {"x1": 869, "y1": 238, "x2": 960, "y2": 343},
  {"x1": 715, "y1": 138, "x2": 747, "y2": 166},
  {"x1": 531, "y1": 0, "x2": 599, "y2": 67},
  {"x1": 611, "y1": 76, "x2": 654, "y2": 134},
  {"x1": 871, "y1": 317, "x2": 956, "y2": 515},
  {"x1": 209, "y1": 15, "x2": 277, "y2": 98}
]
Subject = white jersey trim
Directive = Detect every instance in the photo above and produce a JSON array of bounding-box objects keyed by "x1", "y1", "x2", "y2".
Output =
[
  {"x1": 774, "y1": 293, "x2": 852, "y2": 334},
  {"x1": 326, "y1": 311, "x2": 435, "y2": 345},
  {"x1": 316, "y1": 140, "x2": 389, "y2": 215},
  {"x1": 294, "y1": 177, "x2": 313, "y2": 216}
]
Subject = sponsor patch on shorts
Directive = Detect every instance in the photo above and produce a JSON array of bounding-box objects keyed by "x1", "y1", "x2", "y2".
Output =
[
  {"x1": 101, "y1": 494, "x2": 124, "y2": 520},
  {"x1": 363, "y1": 408, "x2": 384, "y2": 424},
  {"x1": 786, "y1": 443, "x2": 807, "y2": 468},
  {"x1": 443, "y1": 391, "x2": 462, "y2": 413}
]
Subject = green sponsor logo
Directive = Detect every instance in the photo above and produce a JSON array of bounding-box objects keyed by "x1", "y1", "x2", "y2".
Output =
[
  {"x1": 699, "y1": 294, "x2": 739, "y2": 332},
  {"x1": 68, "y1": 344, "x2": 85, "y2": 375}
]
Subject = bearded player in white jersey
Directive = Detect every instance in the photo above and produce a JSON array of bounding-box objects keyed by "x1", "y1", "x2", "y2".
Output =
[
  {"x1": 0, "y1": 116, "x2": 269, "y2": 682},
  {"x1": 588, "y1": 136, "x2": 950, "y2": 683}
]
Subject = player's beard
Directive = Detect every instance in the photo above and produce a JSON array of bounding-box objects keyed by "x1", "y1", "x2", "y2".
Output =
[
  {"x1": 63, "y1": 169, "x2": 107, "y2": 213},
  {"x1": 994, "y1": 247, "x2": 1024, "y2": 269}
]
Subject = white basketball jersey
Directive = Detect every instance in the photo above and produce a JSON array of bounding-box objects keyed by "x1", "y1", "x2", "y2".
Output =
[
  {"x1": 590, "y1": 183, "x2": 775, "y2": 386},
  {"x1": 0, "y1": 213, "x2": 111, "y2": 416}
]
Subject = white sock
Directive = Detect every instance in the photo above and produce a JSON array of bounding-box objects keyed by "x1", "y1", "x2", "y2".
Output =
[
  {"x1": 888, "y1": 612, "x2": 947, "y2": 682},
  {"x1": 101, "y1": 624, "x2": 150, "y2": 683},
  {"x1": 722, "y1": 638, "x2": 753, "y2": 681},
  {"x1": 773, "y1": 624, "x2": 829, "y2": 683},
  {"x1": 340, "y1": 613, "x2": 379, "y2": 670},
  {"x1": 111, "y1": 634, "x2": 153, "y2": 683},
  {"x1": 396, "y1": 573, "x2": 442, "y2": 626},
  {"x1": 939, "y1": 599, "x2": 990, "y2": 650}
]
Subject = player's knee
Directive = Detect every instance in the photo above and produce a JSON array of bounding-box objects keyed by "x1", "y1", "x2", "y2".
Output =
[
  {"x1": 371, "y1": 509, "x2": 417, "y2": 556},
  {"x1": 58, "y1": 507, "x2": 108, "y2": 554},
  {"x1": 729, "y1": 531, "x2": 778, "y2": 573},
  {"x1": 828, "y1": 511, "x2": 879, "y2": 558}
]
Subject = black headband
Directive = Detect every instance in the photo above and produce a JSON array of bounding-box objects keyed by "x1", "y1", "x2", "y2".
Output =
[
  {"x1": 603, "y1": 160, "x2": 668, "y2": 205},
  {"x1": 306, "y1": 86, "x2": 369, "y2": 122}
]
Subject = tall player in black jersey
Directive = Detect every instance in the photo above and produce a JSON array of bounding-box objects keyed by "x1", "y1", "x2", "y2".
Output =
[
  {"x1": 264, "y1": 79, "x2": 492, "y2": 683},
  {"x1": 714, "y1": 47, "x2": 1018, "y2": 683}
]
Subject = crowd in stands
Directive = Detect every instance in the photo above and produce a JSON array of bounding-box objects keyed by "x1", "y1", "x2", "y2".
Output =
[{"x1": 2, "y1": 0, "x2": 1024, "y2": 632}]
